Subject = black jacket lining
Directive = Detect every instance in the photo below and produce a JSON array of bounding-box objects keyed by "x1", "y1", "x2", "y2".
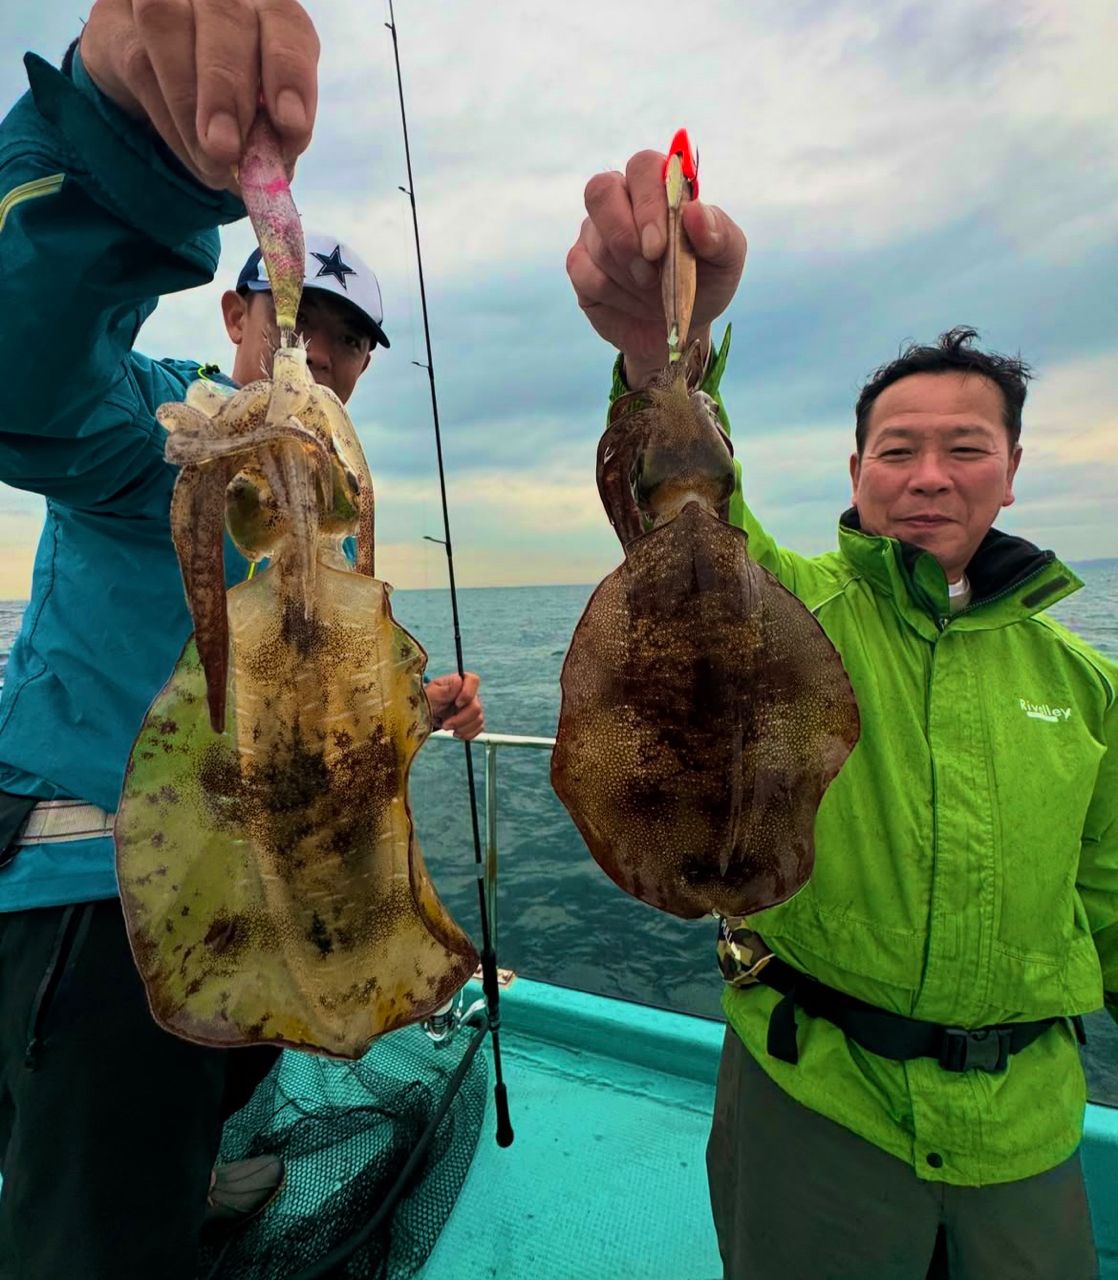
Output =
[{"x1": 839, "y1": 508, "x2": 1056, "y2": 604}]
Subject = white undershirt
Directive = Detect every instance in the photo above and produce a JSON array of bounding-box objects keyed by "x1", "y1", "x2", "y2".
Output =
[{"x1": 948, "y1": 574, "x2": 972, "y2": 612}]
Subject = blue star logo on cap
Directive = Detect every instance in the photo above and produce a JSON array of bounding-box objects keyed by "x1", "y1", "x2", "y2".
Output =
[{"x1": 311, "y1": 244, "x2": 357, "y2": 291}]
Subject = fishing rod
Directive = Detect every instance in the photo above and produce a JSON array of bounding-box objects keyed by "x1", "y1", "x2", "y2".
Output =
[{"x1": 385, "y1": 0, "x2": 513, "y2": 1149}]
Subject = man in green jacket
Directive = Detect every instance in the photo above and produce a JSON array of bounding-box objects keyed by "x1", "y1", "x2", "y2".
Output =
[
  {"x1": 0, "y1": 4, "x2": 481, "y2": 1277},
  {"x1": 569, "y1": 149, "x2": 1117, "y2": 1278}
]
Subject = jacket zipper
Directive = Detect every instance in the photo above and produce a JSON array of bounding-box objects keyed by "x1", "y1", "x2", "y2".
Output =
[
  {"x1": 24, "y1": 902, "x2": 94, "y2": 1070},
  {"x1": 924, "y1": 635, "x2": 940, "y2": 1005},
  {"x1": 937, "y1": 564, "x2": 1053, "y2": 629}
]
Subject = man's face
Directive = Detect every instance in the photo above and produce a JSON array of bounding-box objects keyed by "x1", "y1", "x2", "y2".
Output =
[
  {"x1": 849, "y1": 371, "x2": 1023, "y2": 582},
  {"x1": 221, "y1": 289, "x2": 373, "y2": 403}
]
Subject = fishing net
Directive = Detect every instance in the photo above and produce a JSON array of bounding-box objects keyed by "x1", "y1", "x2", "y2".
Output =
[{"x1": 197, "y1": 1018, "x2": 488, "y2": 1280}]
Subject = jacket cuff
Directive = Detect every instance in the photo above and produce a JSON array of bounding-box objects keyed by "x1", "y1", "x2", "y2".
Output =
[{"x1": 24, "y1": 49, "x2": 244, "y2": 255}]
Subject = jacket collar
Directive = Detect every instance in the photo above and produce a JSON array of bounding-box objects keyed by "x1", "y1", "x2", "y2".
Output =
[{"x1": 837, "y1": 509, "x2": 1082, "y2": 628}]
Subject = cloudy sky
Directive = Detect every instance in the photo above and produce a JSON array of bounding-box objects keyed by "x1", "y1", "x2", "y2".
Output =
[{"x1": 1, "y1": 0, "x2": 1116, "y2": 597}]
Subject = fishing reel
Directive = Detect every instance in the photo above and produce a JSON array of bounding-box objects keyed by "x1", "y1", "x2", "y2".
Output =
[{"x1": 422, "y1": 989, "x2": 488, "y2": 1048}]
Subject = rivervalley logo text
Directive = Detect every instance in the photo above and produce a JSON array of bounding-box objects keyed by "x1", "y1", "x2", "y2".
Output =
[{"x1": 1019, "y1": 698, "x2": 1071, "y2": 723}]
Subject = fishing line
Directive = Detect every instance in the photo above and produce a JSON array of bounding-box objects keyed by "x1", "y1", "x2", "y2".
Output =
[{"x1": 385, "y1": 0, "x2": 514, "y2": 1150}]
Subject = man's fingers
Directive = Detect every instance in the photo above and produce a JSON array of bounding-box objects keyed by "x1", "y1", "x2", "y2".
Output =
[
  {"x1": 427, "y1": 670, "x2": 482, "y2": 737},
  {"x1": 455, "y1": 672, "x2": 480, "y2": 705},
  {"x1": 80, "y1": 2, "x2": 136, "y2": 115},
  {"x1": 118, "y1": 40, "x2": 207, "y2": 183},
  {"x1": 441, "y1": 703, "x2": 482, "y2": 728},
  {"x1": 194, "y1": 0, "x2": 261, "y2": 167},
  {"x1": 428, "y1": 673, "x2": 461, "y2": 697},
  {"x1": 133, "y1": 0, "x2": 210, "y2": 174},
  {"x1": 442, "y1": 705, "x2": 484, "y2": 739},
  {"x1": 683, "y1": 201, "x2": 748, "y2": 272},
  {"x1": 258, "y1": 0, "x2": 319, "y2": 160},
  {"x1": 572, "y1": 146, "x2": 747, "y2": 370},
  {"x1": 568, "y1": 242, "x2": 658, "y2": 323},
  {"x1": 571, "y1": 248, "x2": 660, "y2": 320},
  {"x1": 685, "y1": 202, "x2": 748, "y2": 328},
  {"x1": 139, "y1": 86, "x2": 205, "y2": 181},
  {"x1": 582, "y1": 216, "x2": 657, "y2": 293},
  {"x1": 565, "y1": 239, "x2": 594, "y2": 299},
  {"x1": 625, "y1": 150, "x2": 668, "y2": 262},
  {"x1": 584, "y1": 170, "x2": 649, "y2": 285},
  {"x1": 81, "y1": 0, "x2": 323, "y2": 192},
  {"x1": 82, "y1": 0, "x2": 312, "y2": 190}
]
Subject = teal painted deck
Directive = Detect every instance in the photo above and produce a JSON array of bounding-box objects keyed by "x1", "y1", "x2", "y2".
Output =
[
  {"x1": 1085, "y1": 1104, "x2": 1118, "y2": 1276},
  {"x1": 425, "y1": 979, "x2": 1118, "y2": 1280},
  {"x1": 3, "y1": 973, "x2": 1114, "y2": 1276},
  {"x1": 422, "y1": 980, "x2": 725, "y2": 1280}
]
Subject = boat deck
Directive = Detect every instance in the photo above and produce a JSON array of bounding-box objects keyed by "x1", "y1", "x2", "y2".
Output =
[
  {"x1": 4, "y1": 972, "x2": 1115, "y2": 1276},
  {"x1": 423, "y1": 980, "x2": 725, "y2": 1280},
  {"x1": 425, "y1": 979, "x2": 1118, "y2": 1280}
]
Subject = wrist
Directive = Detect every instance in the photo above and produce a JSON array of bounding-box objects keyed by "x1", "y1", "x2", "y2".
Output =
[
  {"x1": 621, "y1": 325, "x2": 712, "y2": 391},
  {"x1": 620, "y1": 354, "x2": 659, "y2": 391},
  {"x1": 78, "y1": 30, "x2": 147, "y2": 122}
]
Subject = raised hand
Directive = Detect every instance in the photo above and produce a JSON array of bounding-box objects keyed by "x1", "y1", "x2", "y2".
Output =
[
  {"x1": 80, "y1": 0, "x2": 320, "y2": 190},
  {"x1": 426, "y1": 672, "x2": 484, "y2": 741},
  {"x1": 567, "y1": 149, "x2": 748, "y2": 389}
]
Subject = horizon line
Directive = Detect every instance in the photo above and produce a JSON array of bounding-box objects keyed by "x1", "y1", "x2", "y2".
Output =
[{"x1": 2, "y1": 555, "x2": 1117, "y2": 606}]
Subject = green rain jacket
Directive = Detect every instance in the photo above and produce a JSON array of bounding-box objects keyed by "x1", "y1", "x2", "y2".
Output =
[{"x1": 612, "y1": 332, "x2": 1118, "y2": 1187}]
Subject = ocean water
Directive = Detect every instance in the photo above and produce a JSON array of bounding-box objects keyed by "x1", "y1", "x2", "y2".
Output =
[{"x1": 1, "y1": 560, "x2": 1117, "y2": 1101}]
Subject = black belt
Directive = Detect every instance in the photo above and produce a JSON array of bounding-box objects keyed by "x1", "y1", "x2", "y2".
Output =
[{"x1": 755, "y1": 957, "x2": 1084, "y2": 1073}]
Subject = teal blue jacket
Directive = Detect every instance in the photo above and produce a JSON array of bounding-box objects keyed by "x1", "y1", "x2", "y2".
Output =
[{"x1": 0, "y1": 51, "x2": 247, "y2": 908}]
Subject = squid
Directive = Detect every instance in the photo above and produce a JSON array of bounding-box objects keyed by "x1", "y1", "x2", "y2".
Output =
[
  {"x1": 114, "y1": 115, "x2": 477, "y2": 1058},
  {"x1": 551, "y1": 135, "x2": 861, "y2": 920}
]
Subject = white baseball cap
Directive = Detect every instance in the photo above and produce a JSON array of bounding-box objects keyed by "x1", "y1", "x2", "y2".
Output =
[{"x1": 236, "y1": 231, "x2": 389, "y2": 348}]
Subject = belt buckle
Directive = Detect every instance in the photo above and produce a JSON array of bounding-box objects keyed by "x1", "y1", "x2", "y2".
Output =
[
  {"x1": 740, "y1": 950, "x2": 774, "y2": 983},
  {"x1": 716, "y1": 916, "x2": 774, "y2": 988},
  {"x1": 939, "y1": 1026, "x2": 1010, "y2": 1073}
]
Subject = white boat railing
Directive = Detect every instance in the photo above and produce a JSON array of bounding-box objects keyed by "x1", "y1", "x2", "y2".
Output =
[
  {"x1": 0, "y1": 678, "x2": 549, "y2": 964},
  {"x1": 426, "y1": 729, "x2": 556, "y2": 954}
]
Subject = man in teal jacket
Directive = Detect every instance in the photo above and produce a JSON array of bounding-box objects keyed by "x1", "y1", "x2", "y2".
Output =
[
  {"x1": 0, "y1": 5, "x2": 481, "y2": 1277},
  {"x1": 569, "y1": 150, "x2": 1116, "y2": 1278}
]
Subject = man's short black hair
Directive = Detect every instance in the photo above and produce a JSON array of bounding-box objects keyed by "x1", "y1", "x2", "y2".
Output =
[{"x1": 854, "y1": 327, "x2": 1033, "y2": 456}]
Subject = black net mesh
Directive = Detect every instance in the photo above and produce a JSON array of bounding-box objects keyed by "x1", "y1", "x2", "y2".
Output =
[{"x1": 197, "y1": 1020, "x2": 488, "y2": 1280}]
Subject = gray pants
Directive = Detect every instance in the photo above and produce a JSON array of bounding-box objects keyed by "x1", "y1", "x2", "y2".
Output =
[{"x1": 706, "y1": 1028, "x2": 1097, "y2": 1280}]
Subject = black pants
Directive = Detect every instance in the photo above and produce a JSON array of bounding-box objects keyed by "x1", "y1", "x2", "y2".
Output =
[
  {"x1": 707, "y1": 1028, "x2": 1098, "y2": 1280},
  {"x1": 0, "y1": 898, "x2": 280, "y2": 1280}
]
